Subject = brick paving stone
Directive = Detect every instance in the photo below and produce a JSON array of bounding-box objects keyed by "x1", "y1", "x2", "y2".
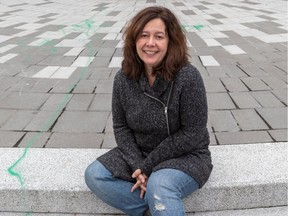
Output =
[
  {"x1": 0, "y1": 92, "x2": 49, "y2": 110},
  {"x1": 209, "y1": 133, "x2": 217, "y2": 145},
  {"x1": 203, "y1": 77, "x2": 226, "y2": 93},
  {"x1": 216, "y1": 131, "x2": 273, "y2": 145},
  {"x1": 207, "y1": 93, "x2": 236, "y2": 110},
  {"x1": 1, "y1": 63, "x2": 26, "y2": 76},
  {"x1": 46, "y1": 132, "x2": 103, "y2": 148},
  {"x1": 89, "y1": 93, "x2": 112, "y2": 111},
  {"x1": 72, "y1": 80, "x2": 98, "y2": 94},
  {"x1": 109, "y1": 56, "x2": 123, "y2": 68},
  {"x1": 259, "y1": 64, "x2": 287, "y2": 82},
  {"x1": 186, "y1": 32, "x2": 207, "y2": 47},
  {"x1": 214, "y1": 54, "x2": 239, "y2": 65},
  {"x1": 0, "y1": 76, "x2": 22, "y2": 91},
  {"x1": 52, "y1": 111, "x2": 109, "y2": 133},
  {"x1": 215, "y1": 38, "x2": 234, "y2": 46},
  {"x1": 102, "y1": 132, "x2": 117, "y2": 149},
  {"x1": 40, "y1": 93, "x2": 72, "y2": 111},
  {"x1": 96, "y1": 48, "x2": 115, "y2": 57},
  {"x1": 0, "y1": 109, "x2": 16, "y2": 127},
  {"x1": 274, "y1": 61, "x2": 287, "y2": 72},
  {"x1": 240, "y1": 77, "x2": 271, "y2": 91},
  {"x1": 235, "y1": 55, "x2": 258, "y2": 66},
  {"x1": 95, "y1": 79, "x2": 113, "y2": 94},
  {"x1": 0, "y1": 91, "x2": 11, "y2": 102},
  {"x1": 88, "y1": 68, "x2": 111, "y2": 80},
  {"x1": 232, "y1": 109, "x2": 269, "y2": 130},
  {"x1": 199, "y1": 56, "x2": 220, "y2": 67},
  {"x1": 69, "y1": 67, "x2": 92, "y2": 81},
  {"x1": 0, "y1": 131, "x2": 25, "y2": 147},
  {"x1": 104, "y1": 113, "x2": 113, "y2": 133},
  {"x1": 24, "y1": 110, "x2": 60, "y2": 132},
  {"x1": 7, "y1": 54, "x2": 46, "y2": 65},
  {"x1": 209, "y1": 110, "x2": 239, "y2": 132},
  {"x1": 49, "y1": 80, "x2": 77, "y2": 93},
  {"x1": 261, "y1": 76, "x2": 287, "y2": 90},
  {"x1": 18, "y1": 132, "x2": 51, "y2": 148},
  {"x1": 272, "y1": 89, "x2": 287, "y2": 106},
  {"x1": 38, "y1": 55, "x2": 74, "y2": 66},
  {"x1": 6, "y1": 78, "x2": 38, "y2": 92},
  {"x1": 229, "y1": 92, "x2": 261, "y2": 109},
  {"x1": 220, "y1": 77, "x2": 249, "y2": 92},
  {"x1": 268, "y1": 129, "x2": 288, "y2": 142},
  {"x1": 32, "y1": 66, "x2": 59, "y2": 78},
  {"x1": 65, "y1": 94, "x2": 94, "y2": 111},
  {"x1": 89, "y1": 56, "x2": 110, "y2": 67},
  {"x1": 18, "y1": 65, "x2": 46, "y2": 77},
  {"x1": 206, "y1": 66, "x2": 228, "y2": 77},
  {"x1": 113, "y1": 47, "x2": 123, "y2": 57},
  {"x1": 256, "y1": 107, "x2": 287, "y2": 129},
  {"x1": 1, "y1": 110, "x2": 37, "y2": 130},
  {"x1": 251, "y1": 91, "x2": 285, "y2": 108},
  {"x1": 28, "y1": 79, "x2": 58, "y2": 93},
  {"x1": 237, "y1": 65, "x2": 268, "y2": 77}
]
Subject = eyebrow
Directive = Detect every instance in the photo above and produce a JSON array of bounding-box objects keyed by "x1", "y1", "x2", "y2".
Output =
[{"x1": 141, "y1": 31, "x2": 166, "y2": 35}]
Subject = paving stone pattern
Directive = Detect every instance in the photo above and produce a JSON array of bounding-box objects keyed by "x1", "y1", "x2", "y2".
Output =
[{"x1": 0, "y1": 0, "x2": 287, "y2": 148}]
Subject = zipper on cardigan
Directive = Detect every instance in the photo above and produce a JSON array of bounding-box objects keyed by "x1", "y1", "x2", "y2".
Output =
[{"x1": 143, "y1": 82, "x2": 174, "y2": 136}]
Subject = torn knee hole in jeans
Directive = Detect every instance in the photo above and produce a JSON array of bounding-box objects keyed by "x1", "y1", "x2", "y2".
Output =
[
  {"x1": 155, "y1": 203, "x2": 166, "y2": 211},
  {"x1": 153, "y1": 194, "x2": 166, "y2": 211}
]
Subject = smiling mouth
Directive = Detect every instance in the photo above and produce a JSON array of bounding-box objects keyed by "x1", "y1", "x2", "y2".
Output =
[{"x1": 144, "y1": 50, "x2": 158, "y2": 55}]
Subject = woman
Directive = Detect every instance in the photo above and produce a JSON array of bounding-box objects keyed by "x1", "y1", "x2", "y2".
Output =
[{"x1": 85, "y1": 6, "x2": 213, "y2": 216}]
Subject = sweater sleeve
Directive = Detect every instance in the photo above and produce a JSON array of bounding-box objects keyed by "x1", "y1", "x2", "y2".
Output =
[
  {"x1": 112, "y1": 72, "x2": 145, "y2": 171},
  {"x1": 139, "y1": 66, "x2": 209, "y2": 176}
]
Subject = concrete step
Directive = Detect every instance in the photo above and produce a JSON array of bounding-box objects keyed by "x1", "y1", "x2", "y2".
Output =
[
  {"x1": 0, "y1": 142, "x2": 287, "y2": 215},
  {"x1": 0, "y1": 206, "x2": 287, "y2": 215}
]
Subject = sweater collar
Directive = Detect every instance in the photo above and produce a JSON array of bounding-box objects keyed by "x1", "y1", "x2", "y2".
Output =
[{"x1": 138, "y1": 73, "x2": 170, "y2": 98}]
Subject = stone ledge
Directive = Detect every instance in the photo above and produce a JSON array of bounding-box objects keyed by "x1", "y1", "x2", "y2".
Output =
[
  {"x1": 1, "y1": 206, "x2": 288, "y2": 216},
  {"x1": 0, "y1": 142, "x2": 287, "y2": 214}
]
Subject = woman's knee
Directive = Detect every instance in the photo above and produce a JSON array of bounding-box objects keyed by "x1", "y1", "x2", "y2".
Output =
[{"x1": 84, "y1": 160, "x2": 109, "y2": 189}]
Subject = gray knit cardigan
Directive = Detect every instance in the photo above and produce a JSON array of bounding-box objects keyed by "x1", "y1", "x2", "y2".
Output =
[{"x1": 98, "y1": 63, "x2": 213, "y2": 188}]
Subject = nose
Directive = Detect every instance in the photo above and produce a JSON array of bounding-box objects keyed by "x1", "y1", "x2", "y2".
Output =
[{"x1": 146, "y1": 36, "x2": 155, "y2": 46}]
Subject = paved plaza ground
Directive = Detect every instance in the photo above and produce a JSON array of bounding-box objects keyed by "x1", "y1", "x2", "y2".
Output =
[
  {"x1": 0, "y1": 0, "x2": 287, "y2": 215},
  {"x1": 0, "y1": 0, "x2": 287, "y2": 149}
]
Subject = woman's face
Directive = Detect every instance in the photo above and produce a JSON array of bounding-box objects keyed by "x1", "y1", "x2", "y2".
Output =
[{"x1": 136, "y1": 18, "x2": 169, "y2": 73}]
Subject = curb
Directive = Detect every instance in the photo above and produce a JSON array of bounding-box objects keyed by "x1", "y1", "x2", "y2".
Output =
[{"x1": 0, "y1": 142, "x2": 287, "y2": 214}]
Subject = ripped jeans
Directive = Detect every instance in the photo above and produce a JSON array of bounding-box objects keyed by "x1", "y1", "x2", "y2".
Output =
[{"x1": 85, "y1": 160, "x2": 199, "y2": 216}]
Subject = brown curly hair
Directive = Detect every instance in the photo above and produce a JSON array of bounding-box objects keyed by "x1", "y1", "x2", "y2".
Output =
[{"x1": 122, "y1": 6, "x2": 189, "y2": 81}]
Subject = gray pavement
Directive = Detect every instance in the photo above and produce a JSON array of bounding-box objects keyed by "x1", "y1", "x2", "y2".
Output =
[
  {"x1": 0, "y1": 0, "x2": 287, "y2": 215},
  {"x1": 0, "y1": 0, "x2": 287, "y2": 148}
]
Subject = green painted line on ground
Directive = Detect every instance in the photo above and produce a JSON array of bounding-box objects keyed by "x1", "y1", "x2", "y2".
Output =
[{"x1": 7, "y1": 18, "x2": 98, "y2": 215}]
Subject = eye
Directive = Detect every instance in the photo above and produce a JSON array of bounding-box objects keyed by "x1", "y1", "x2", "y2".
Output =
[
  {"x1": 141, "y1": 33, "x2": 148, "y2": 38},
  {"x1": 156, "y1": 35, "x2": 164, "y2": 39}
]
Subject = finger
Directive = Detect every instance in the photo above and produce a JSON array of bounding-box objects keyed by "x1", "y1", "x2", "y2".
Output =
[
  {"x1": 137, "y1": 174, "x2": 146, "y2": 184},
  {"x1": 140, "y1": 189, "x2": 145, "y2": 199},
  {"x1": 132, "y1": 169, "x2": 141, "y2": 178},
  {"x1": 131, "y1": 180, "x2": 142, "y2": 192},
  {"x1": 140, "y1": 184, "x2": 146, "y2": 191}
]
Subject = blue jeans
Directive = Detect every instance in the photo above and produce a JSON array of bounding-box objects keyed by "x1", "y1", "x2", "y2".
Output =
[{"x1": 85, "y1": 160, "x2": 199, "y2": 216}]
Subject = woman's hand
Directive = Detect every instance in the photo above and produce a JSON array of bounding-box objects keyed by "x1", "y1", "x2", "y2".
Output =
[{"x1": 131, "y1": 169, "x2": 148, "y2": 199}]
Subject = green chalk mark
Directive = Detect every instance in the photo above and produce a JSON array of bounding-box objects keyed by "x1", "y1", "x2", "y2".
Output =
[
  {"x1": 8, "y1": 20, "x2": 98, "y2": 216},
  {"x1": 41, "y1": 39, "x2": 58, "y2": 54},
  {"x1": 180, "y1": 24, "x2": 204, "y2": 31},
  {"x1": 193, "y1": 25, "x2": 204, "y2": 31},
  {"x1": 72, "y1": 19, "x2": 94, "y2": 36}
]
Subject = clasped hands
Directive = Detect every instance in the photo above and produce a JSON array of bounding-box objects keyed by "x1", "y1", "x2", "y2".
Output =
[{"x1": 131, "y1": 169, "x2": 148, "y2": 199}]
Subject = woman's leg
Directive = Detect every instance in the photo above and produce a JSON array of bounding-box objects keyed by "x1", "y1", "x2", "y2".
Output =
[
  {"x1": 145, "y1": 169, "x2": 199, "y2": 216},
  {"x1": 85, "y1": 160, "x2": 148, "y2": 216}
]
